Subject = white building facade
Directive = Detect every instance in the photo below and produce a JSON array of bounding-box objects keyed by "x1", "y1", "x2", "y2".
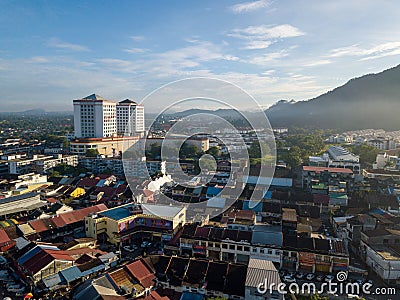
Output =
[
  {"x1": 73, "y1": 94, "x2": 117, "y2": 138},
  {"x1": 116, "y1": 99, "x2": 145, "y2": 136}
]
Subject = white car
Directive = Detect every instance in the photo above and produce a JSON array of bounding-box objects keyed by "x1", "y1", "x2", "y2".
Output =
[
  {"x1": 325, "y1": 275, "x2": 335, "y2": 282},
  {"x1": 123, "y1": 245, "x2": 137, "y2": 252},
  {"x1": 306, "y1": 273, "x2": 315, "y2": 281},
  {"x1": 283, "y1": 275, "x2": 296, "y2": 283}
]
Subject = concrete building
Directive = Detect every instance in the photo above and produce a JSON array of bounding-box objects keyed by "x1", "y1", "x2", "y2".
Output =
[
  {"x1": 116, "y1": 99, "x2": 145, "y2": 136},
  {"x1": 73, "y1": 94, "x2": 117, "y2": 138},
  {"x1": 6, "y1": 154, "x2": 77, "y2": 175},
  {"x1": 368, "y1": 138, "x2": 396, "y2": 150},
  {"x1": 85, "y1": 203, "x2": 186, "y2": 246},
  {"x1": 245, "y1": 258, "x2": 282, "y2": 300},
  {"x1": 70, "y1": 136, "x2": 139, "y2": 157}
]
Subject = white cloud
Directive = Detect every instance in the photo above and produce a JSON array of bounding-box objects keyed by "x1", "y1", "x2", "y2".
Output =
[
  {"x1": 130, "y1": 35, "x2": 144, "y2": 41},
  {"x1": 230, "y1": 0, "x2": 270, "y2": 13},
  {"x1": 247, "y1": 50, "x2": 291, "y2": 66},
  {"x1": 243, "y1": 40, "x2": 273, "y2": 50},
  {"x1": 231, "y1": 24, "x2": 305, "y2": 39},
  {"x1": 328, "y1": 42, "x2": 400, "y2": 60},
  {"x1": 229, "y1": 24, "x2": 305, "y2": 50},
  {"x1": 47, "y1": 38, "x2": 90, "y2": 52},
  {"x1": 302, "y1": 59, "x2": 332, "y2": 67},
  {"x1": 123, "y1": 48, "x2": 149, "y2": 54}
]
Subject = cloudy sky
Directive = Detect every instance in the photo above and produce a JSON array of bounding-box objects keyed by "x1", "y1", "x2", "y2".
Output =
[{"x1": 1, "y1": 0, "x2": 400, "y2": 112}]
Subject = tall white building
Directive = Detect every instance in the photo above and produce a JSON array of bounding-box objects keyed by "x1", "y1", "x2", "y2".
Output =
[
  {"x1": 116, "y1": 99, "x2": 145, "y2": 136},
  {"x1": 73, "y1": 94, "x2": 117, "y2": 138}
]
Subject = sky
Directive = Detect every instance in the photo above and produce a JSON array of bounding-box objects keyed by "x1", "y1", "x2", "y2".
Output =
[{"x1": 1, "y1": 0, "x2": 400, "y2": 112}]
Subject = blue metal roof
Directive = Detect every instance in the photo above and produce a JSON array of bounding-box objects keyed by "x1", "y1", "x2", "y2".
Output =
[
  {"x1": 242, "y1": 200, "x2": 263, "y2": 212},
  {"x1": 43, "y1": 273, "x2": 65, "y2": 289},
  {"x1": 100, "y1": 204, "x2": 135, "y2": 221},
  {"x1": 206, "y1": 186, "x2": 222, "y2": 197},
  {"x1": 60, "y1": 266, "x2": 82, "y2": 283},
  {"x1": 18, "y1": 246, "x2": 42, "y2": 265},
  {"x1": 180, "y1": 292, "x2": 204, "y2": 300}
]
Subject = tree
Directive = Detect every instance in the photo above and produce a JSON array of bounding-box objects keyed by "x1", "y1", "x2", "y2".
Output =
[
  {"x1": 287, "y1": 146, "x2": 303, "y2": 168},
  {"x1": 179, "y1": 143, "x2": 201, "y2": 159},
  {"x1": 85, "y1": 149, "x2": 99, "y2": 157},
  {"x1": 248, "y1": 141, "x2": 271, "y2": 159},
  {"x1": 347, "y1": 144, "x2": 379, "y2": 165},
  {"x1": 206, "y1": 146, "x2": 221, "y2": 158},
  {"x1": 145, "y1": 143, "x2": 161, "y2": 159}
]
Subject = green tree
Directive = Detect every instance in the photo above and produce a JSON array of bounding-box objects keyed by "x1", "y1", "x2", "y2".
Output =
[
  {"x1": 85, "y1": 149, "x2": 99, "y2": 157},
  {"x1": 206, "y1": 146, "x2": 221, "y2": 158},
  {"x1": 180, "y1": 143, "x2": 201, "y2": 159},
  {"x1": 287, "y1": 146, "x2": 303, "y2": 168},
  {"x1": 248, "y1": 141, "x2": 271, "y2": 159}
]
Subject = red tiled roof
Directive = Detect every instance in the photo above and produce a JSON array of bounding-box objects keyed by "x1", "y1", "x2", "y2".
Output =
[
  {"x1": 194, "y1": 227, "x2": 211, "y2": 238},
  {"x1": 23, "y1": 248, "x2": 74, "y2": 275},
  {"x1": 29, "y1": 218, "x2": 56, "y2": 233},
  {"x1": 77, "y1": 178, "x2": 99, "y2": 188},
  {"x1": 126, "y1": 259, "x2": 156, "y2": 289},
  {"x1": 143, "y1": 189, "x2": 154, "y2": 197},
  {"x1": 46, "y1": 197, "x2": 58, "y2": 204},
  {"x1": 0, "y1": 229, "x2": 11, "y2": 245},
  {"x1": 115, "y1": 184, "x2": 127, "y2": 195},
  {"x1": 52, "y1": 204, "x2": 108, "y2": 227},
  {"x1": 303, "y1": 166, "x2": 353, "y2": 174},
  {"x1": 95, "y1": 186, "x2": 115, "y2": 197},
  {"x1": 313, "y1": 194, "x2": 330, "y2": 205},
  {"x1": 141, "y1": 290, "x2": 169, "y2": 300}
]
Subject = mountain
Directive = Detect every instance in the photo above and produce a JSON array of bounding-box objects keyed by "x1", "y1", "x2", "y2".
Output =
[{"x1": 266, "y1": 65, "x2": 400, "y2": 130}]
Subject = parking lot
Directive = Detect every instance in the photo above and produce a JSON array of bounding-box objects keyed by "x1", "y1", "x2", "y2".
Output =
[{"x1": 278, "y1": 269, "x2": 376, "y2": 298}]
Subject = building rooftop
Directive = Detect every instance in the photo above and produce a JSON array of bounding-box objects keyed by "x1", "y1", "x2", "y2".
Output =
[
  {"x1": 142, "y1": 204, "x2": 185, "y2": 219},
  {"x1": 118, "y1": 99, "x2": 137, "y2": 104},
  {"x1": 303, "y1": 166, "x2": 353, "y2": 174},
  {"x1": 328, "y1": 146, "x2": 359, "y2": 162}
]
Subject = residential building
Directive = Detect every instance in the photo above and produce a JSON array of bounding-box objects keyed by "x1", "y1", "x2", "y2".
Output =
[
  {"x1": 245, "y1": 258, "x2": 282, "y2": 300},
  {"x1": 85, "y1": 203, "x2": 186, "y2": 246}
]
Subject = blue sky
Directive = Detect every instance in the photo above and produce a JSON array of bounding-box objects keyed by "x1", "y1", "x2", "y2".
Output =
[{"x1": 1, "y1": 0, "x2": 400, "y2": 112}]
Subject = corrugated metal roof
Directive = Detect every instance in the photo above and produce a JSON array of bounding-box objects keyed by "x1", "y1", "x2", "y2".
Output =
[
  {"x1": 60, "y1": 266, "x2": 82, "y2": 283},
  {"x1": 43, "y1": 273, "x2": 64, "y2": 289}
]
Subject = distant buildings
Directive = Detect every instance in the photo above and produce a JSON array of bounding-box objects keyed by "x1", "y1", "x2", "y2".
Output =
[
  {"x1": 0, "y1": 153, "x2": 78, "y2": 175},
  {"x1": 309, "y1": 146, "x2": 360, "y2": 174}
]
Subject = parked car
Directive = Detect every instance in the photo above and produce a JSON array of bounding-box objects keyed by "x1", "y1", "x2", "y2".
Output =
[
  {"x1": 296, "y1": 272, "x2": 305, "y2": 279},
  {"x1": 316, "y1": 274, "x2": 324, "y2": 281},
  {"x1": 283, "y1": 275, "x2": 296, "y2": 283},
  {"x1": 8, "y1": 285, "x2": 23, "y2": 292},
  {"x1": 14, "y1": 286, "x2": 26, "y2": 296},
  {"x1": 279, "y1": 270, "x2": 286, "y2": 277},
  {"x1": 356, "y1": 279, "x2": 364, "y2": 285},
  {"x1": 123, "y1": 245, "x2": 138, "y2": 252},
  {"x1": 141, "y1": 241, "x2": 150, "y2": 248},
  {"x1": 306, "y1": 273, "x2": 315, "y2": 281},
  {"x1": 325, "y1": 275, "x2": 335, "y2": 282}
]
